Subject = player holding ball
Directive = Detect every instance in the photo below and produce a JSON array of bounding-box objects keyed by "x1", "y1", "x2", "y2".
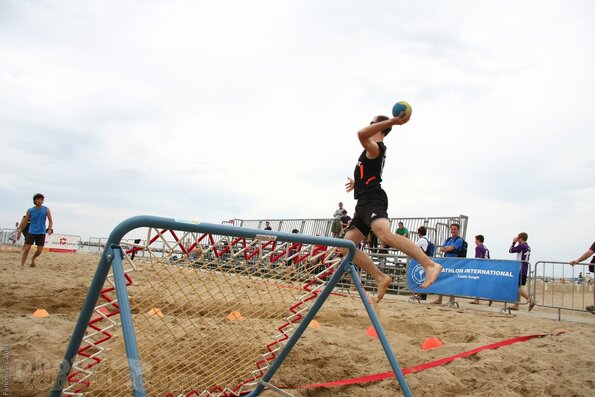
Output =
[{"x1": 341, "y1": 101, "x2": 442, "y2": 303}]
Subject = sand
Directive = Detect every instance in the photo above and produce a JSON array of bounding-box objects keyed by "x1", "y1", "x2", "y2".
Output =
[{"x1": 1, "y1": 249, "x2": 594, "y2": 397}]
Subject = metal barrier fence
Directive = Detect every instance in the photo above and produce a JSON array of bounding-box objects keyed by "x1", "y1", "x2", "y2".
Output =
[
  {"x1": 8, "y1": 222, "x2": 594, "y2": 320},
  {"x1": 0, "y1": 227, "x2": 23, "y2": 247},
  {"x1": 531, "y1": 261, "x2": 594, "y2": 320},
  {"x1": 225, "y1": 215, "x2": 469, "y2": 252},
  {"x1": 6, "y1": 214, "x2": 469, "y2": 258}
]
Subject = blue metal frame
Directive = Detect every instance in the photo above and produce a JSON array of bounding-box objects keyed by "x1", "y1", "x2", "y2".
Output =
[
  {"x1": 50, "y1": 215, "x2": 413, "y2": 396},
  {"x1": 110, "y1": 245, "x2": 147, "y2": 396}
]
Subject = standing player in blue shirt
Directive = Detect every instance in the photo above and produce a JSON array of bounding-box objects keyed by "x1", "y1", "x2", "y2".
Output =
[{"x1": 18, "y1": 193, "x2": 54, "y2": 267}]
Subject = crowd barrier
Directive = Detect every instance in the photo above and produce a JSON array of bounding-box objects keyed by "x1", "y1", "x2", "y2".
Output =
[
  {"x1": 531, "y1": 261, "x2": 594, "y2": 320},
  {"x1": 4, "y1": 222, "x2": 593, "y2": 321},
  {"x1": 0, "y1": 227, "x2": 22, "y2": 247}
]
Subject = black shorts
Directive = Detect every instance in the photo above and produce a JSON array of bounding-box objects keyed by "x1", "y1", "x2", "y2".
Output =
[
  {"x1": 25, "y1": 233, "x2": 46, "y2": 247},
  {"x1": 348, "y1": 190, "x2": 389, "y2": 237},
  {"x1": 518, "y1": 274, "x2": 527, "y2": 286}
]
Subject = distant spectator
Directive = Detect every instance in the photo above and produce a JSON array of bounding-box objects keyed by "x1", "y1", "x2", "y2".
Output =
[
  {"x1": 339, "y1": 210, "x2": 351, "y2": 237},
  {"x1": 509, "y1": 232, "x2": 535, "y2": 311},
  {"x1": 474, "y1": 234, "x2": 490, "y2": 259},
  {"x1": 20, "y1": 215, "x2": 30, "y2": 239},
  {"x1": 432, "y1": 223, "x2": 463, "y2": 305},
  {"x1": 264, "y1": 221, "x2": 272, "y2": 231},
  {"x1": 396, "y1": 221, "x2": 409, "y2": 238},
  {"x1": 470, "y1": 234, "x2": 490, "y2": 305},
  {"x1": 331, "y1": 202, "x2": 345, "y2": 238},
  {"x1": 414, "y1": 226, "x2": 431, "y2": 301},
  {"x1": 130, "y1": 238, "x2": 142, "y2": 260},
  {"x1": 287, "y1": 229, "x2": 300, "y2": 264},
  {"x1": 570, "y1": 241, "x2": 595, "y2": 313},
  {"x1": 8, "y1": 221, "x2": 19, "y2": 245}
]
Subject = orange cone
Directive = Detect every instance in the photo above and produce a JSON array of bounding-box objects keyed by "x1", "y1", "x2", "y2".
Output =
[
  {"x1": 147, "y1": 308, "x2": 164, "y2": 317},
  {"x1": 227, "y1": 311, "x2": 245, "y2": 321},
  {"x1": 422, "y1": 337, "x2": 443, "y2": 350},
  {"x1": 32, "y1": 309, "x2": 49, "y2": 318},
  {"x1": 308, "y1": 320, "x2": 321, "y2": 329},
  {"x1": 366, "y1": 326, "x2": 378, "y2": 338}
]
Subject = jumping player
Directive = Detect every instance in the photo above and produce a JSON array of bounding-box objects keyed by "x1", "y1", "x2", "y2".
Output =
[
  {"x1": 17, "y1": 193, "x2": 53, "y2": 267},
  {"x1": 342, "y1": 113, "x2": 442, "y2": 303}
]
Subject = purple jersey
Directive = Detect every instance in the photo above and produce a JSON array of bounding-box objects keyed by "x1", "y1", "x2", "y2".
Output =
[
  {"x1": 475, "y1": 244, "x2": 490, "y2": 259},
  {"x1": 510, "y1": 242, "x2": 531, "y2": 275}
]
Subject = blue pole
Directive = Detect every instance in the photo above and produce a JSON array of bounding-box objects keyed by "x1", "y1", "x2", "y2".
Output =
[
  {"x1": 110, "y1": 245, "x2": 147, "y2": 396},
  {"x1": 49, "y1": 250, "x2": 113, "y2": 396},
  {"x1": 350, "y1": 264, "x2": 413, "y2": 397}
]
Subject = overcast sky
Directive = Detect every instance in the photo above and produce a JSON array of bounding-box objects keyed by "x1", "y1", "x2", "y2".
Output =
[{"x1": 1, "y1": 0, "x2": 593, "y2": 263}]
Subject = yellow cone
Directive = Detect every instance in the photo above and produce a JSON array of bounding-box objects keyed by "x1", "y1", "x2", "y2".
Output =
[
  {"x1": 147, "y1": 308, "x2": 164, "y2": 317},
  {"x1": 308, "y1": 320, "x2": 321, "y2": 329},
  {"x1": 32, "y1": 309, "x2": 49, "y2": 318},
  {"x1": 227, "y1": 311, "x2": 245, "y2": 321}
]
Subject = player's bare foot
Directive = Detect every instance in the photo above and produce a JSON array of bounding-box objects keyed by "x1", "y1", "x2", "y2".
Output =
[
  {"x1": 373, "y1": 275, "x2": 392, "y2": 303},
  {"x1": 30, "y1": 262, "x2": 36, "y2": 267},
  {"x1": 421, "y1": 261, "x2": 442, "y2": 288},
  {"x1": 431, "y1": 299, "x2": 443, "y2": 305}
]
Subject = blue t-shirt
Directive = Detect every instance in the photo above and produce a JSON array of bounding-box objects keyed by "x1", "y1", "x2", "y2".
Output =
[
  {"x1": 28, "y1": 206, "x2": 48, "y2": 235},
  {"x1": 443, "y1": 236, "x2": 463, "y2": 257}
]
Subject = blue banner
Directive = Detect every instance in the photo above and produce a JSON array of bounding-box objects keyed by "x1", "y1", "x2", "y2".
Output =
[{"x1": 408, "y1": 258, "x2": 521, "y2": 302}]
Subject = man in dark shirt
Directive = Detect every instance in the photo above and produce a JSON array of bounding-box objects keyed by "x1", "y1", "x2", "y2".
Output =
[
  {"x1": 342, "y1": 113, "x2": 442, "y2": 303},
  {"x1": 570, "y1": 241, "x2": 595, "y2": 313}
]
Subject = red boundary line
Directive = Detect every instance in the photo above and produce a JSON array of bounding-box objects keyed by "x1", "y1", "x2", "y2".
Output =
[{"x1": 279, "y1": 331, "x2": 569, "y2": 390}]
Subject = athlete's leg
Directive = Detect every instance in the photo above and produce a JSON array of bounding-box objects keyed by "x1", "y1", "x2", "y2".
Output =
[
  {"x1": 371, "y1": 218, "x2": 442, "y2": 288},
  {"x1": 21, "y1": 244, "x2": 32, "y2": 267},
  {"x1": 341, "y1": 228, "x2": 393, "y2": 303},
  {"x1": 31, "y1": 246, "x2": 43, "y2": 267}
]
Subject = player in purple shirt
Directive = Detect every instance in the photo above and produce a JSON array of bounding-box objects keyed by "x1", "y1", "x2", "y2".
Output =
[
  {"x1": 570, "y1": 241, "x2": 595, "y2": 313},
  {"x1": 509, "y1": 232, "x2": 535, "y2": 311},
  {"x1": 470, "y1": 234, "x2": 490, "y2": 304}
]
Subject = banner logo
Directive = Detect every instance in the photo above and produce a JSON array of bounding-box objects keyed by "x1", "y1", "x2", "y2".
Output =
[{"x1": 411, "y1": 264, "x2": 426, "y2": 286}]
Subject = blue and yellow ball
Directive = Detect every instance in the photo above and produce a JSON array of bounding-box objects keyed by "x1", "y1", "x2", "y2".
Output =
[{"x1": 392, "y1": 101, "x2": 412, "y2": 118}]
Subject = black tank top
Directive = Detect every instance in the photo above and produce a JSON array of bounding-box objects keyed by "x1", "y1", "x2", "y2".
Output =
[{"x1": 353, "y1": 142, "x2": 386, "y2": 199}]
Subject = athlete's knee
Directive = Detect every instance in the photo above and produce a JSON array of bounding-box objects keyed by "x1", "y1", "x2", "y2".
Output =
[{"x1": 373, "y1": 228, "x2": 392, "y2": 244}]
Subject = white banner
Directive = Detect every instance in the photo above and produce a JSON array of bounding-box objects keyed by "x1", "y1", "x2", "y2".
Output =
[{"x1": 44, "y1": 233, "x2": 81, "y2": 253}]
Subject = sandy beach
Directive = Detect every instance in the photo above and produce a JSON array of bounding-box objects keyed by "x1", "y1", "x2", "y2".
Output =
[{"x1": 1, "y1": 249, "x2": 594, "y2": 397}]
